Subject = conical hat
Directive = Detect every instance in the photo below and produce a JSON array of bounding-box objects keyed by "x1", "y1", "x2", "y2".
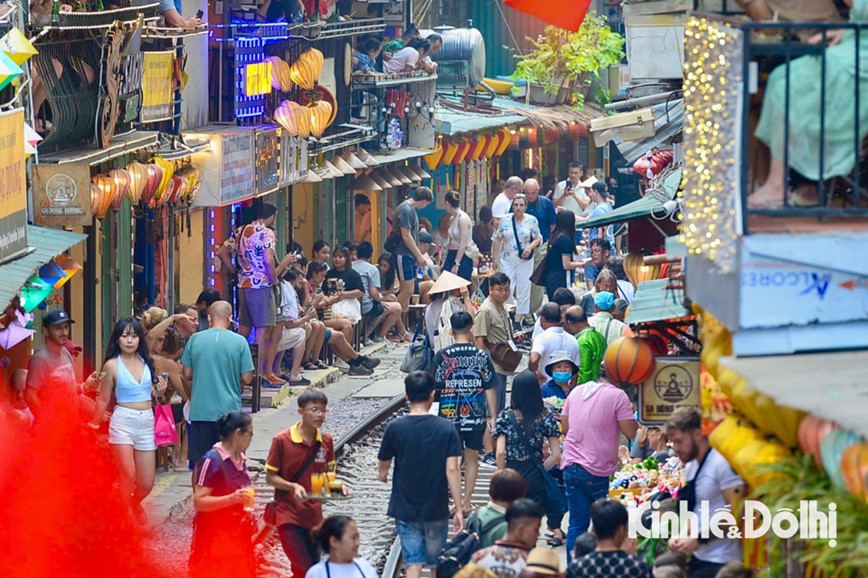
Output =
[{"x1": 428, "y1": 271, "x2": 470, "y2": 295}]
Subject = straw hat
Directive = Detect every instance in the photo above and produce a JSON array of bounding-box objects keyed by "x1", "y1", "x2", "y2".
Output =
[
  {"x1": 427, "y1": 270, "x2": 470, "y2": 295},
  {"x1": 525, "y1": 547, "x2": 562, "y2": 576}
]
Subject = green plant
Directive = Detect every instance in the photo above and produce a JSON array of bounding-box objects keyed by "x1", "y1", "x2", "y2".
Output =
[
  {"x1": 751, "y1": 453, "x2": 868, "y2": 578},
  {"x1": 511, "y1": 15, "x2": 625, "y2": 108}
]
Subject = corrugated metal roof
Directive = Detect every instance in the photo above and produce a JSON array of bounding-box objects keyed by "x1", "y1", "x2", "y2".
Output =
[
  {"x1": 626, "y1": 278, "x2": 691, "y2": 325},
  {"x1": 719, "y1": 351, "x2": 868, "y2": 439},
  {"x1": 437, "y1": 108, "x2": 527, "y2": 136},
  {"x1": 578, "y1": 168, "x2": 682, "y2": 229},
  {"x1": 0, "y1": 225, "x2": 87, "y2": 308}
]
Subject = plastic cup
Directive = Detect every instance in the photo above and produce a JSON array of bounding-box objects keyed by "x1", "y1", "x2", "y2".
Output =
[
  {"x1": 243, "y1": 486, "x2": 255, "y2": 511},
  {"x1": 310, "y1": 473, "x2": 325, "y2": 496}
]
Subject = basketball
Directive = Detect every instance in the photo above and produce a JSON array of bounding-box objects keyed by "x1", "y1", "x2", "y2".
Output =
[{"x1": 604, "y1": 337, "x2": 656, "y2": 385}]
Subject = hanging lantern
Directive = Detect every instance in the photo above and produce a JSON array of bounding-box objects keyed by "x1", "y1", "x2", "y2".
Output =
[
  {"x1": 108, "y1": 168, "x2": 131, "y2": 211},
  {"x1": 275, "y1": 101, "x2": 299, "y2": 136},
  {"x1": 179, "y1": 167, "x2": 202, "y2": 203},
  {"x1": 90, "y1": 182, "x2": 101, "y2": 217},
  {"x1": 268, "y1": 56, "x2": 292, "y2": 92},
  {"x1": 484, "y1": 133, "x2": 500, "y2": 159},
  {"x1": 141, "y1": 163, "x2": 162, "y2": 207},
  {"x1": 126, "y1": 162, "x2": 147, "y2": 205},
  {"x1": 527, "y1": 126, "x2": 538, "y2": 148},
  {"x1": 305, "y1": 48, "x2": 324, "y2": 79},
  {"x1": 424, "y1": 142, "x2": 444, "y2": 171},
  {"x1": 568, "y1": 120, "x2": 583, "y2": 140},
  {"x1": 440, "y1": 142, "x2": 459, "y2": 166},
  {"x1": 90, "y1": 174, "x2": 115, "y2": 219},
  {"x1": 498, "y1": 128, "x2": 513, "y2": 156},
  {"x1": 169, "y1": 175, "x2": 188, "y2": 204},
  {"x1": 289, "y1": 57, "x2": 317, "y2": 90},
  {"x1": 309, "y1": 100, "x2": 333, "y2": 138},
  {"x1": 453, "y1": 141, "x2": 471, "y2": 165},
  {"x1": 624, "y1": 253, "x2": 662, "y2": 289},
  {"x1": 152, "y1": 157, "x2": 175, "y2": 207}
]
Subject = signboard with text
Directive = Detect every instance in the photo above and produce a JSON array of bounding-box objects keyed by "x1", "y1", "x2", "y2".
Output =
[
  {"x1": 32, "y1": 164, "x2": 93, "y2": 227},
  {"x1": 638, "y1": 357, "x2": 701, "y2": 425},
  {"x1": 0, "y1": 109, "x2": 28, "y2": 262},
  {"x1": 189, "y1": 127, "x2": 256, "y2": 207}
]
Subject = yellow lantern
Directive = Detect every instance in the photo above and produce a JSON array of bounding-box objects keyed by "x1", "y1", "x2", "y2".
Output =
[
  {"x1": 109, "y1": 169, "x2": 131, "y2": 211},
  {"x1": 289, "y1": 57, "x2": 317, "y2": 90},
  {"x1": 268, "y1": 56, "x2": 292, "y2": 92},
  {"x1": 624, "y1": 253, "x2": 662, "y2": 289},
  {"x1": 309, "y1": 100, "x2": 333, "y2": 138},
  {"x1": 495, "y1": 128, "x2": 511, "y2": 156},
  {"x1": 441, "y1": 142, "x2": 459, "y2": 166},
  {"x1": 126, "y1": 162, "x2": 147, "y2": 205},
  {"x1": 304, "y1": 48, "x2": 324, "y2": 79},
  {"x1": 91, "y1": 174, "x2": 115, "y2": 219},
  {"x1": 484, "y1": 133, "x2": 500, "y2": 159},
  {"x1": 152, "y1": 157, "x2": 175, "y2": 207}
]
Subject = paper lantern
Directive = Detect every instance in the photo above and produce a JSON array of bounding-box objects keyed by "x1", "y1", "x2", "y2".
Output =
[
  {"x1": 91, "y1": 174, "x2": 115, "y2": 219},
  {"x1": 821, "y1": 429, "x2": 860, "y2": 490},
  {"x1": 168, "y1": 175, "x2": 188, "y2": 203},
  {"x1": 0, "y1": 28, "x2": 38, "y2": 66},
  {"x1": 305, "y1": 48, "x2": 324, "y2": 78},
  {"x1": 452, "y1": 141, "x2": 471, "y2": 165},
  {"x1": 425, "y1": 143, "x2": 444, "y2": 171},
  {"x1": 798, "y1": 415, "x2": 837, "y2": 466},
  {"x1": 496, "y1": 128, "x2": 512, "y2": 156},
  {"x1": 568, "y1": 120, "x2": 583, "y2": 140},
  {"x1": 141, "y1": 163, "x2": 163, "y2": 207},
  {"x1": 309, "y1": 100, "x2": 333, "y2": 138},
  {"x1": 841, "y1": 442, "x2": 868, "y2": 500},
  {"x1": 268, "y1": 56, "x2": 292, "y2": 91},
  {"x1": 20, "y1": 276, "x2": 53, "y2": 313},
  {"x1": 484, "y1": 133, "x2": 500, "y2": 159},
  {"x1": 603, "y1": 337, "x2": 656, "y2": 386},
  {"x1": 469, "y1": 136, "x2": 489, "y2": 161},
  {"x1": 289, "y1": 56, "x2": 317, "y2": 90},
  {"x1": 440, "y1": 142, "x2": 459, "y2": 166},
  {"x1": 0, "y1": 51, "x2": 22, "y2": 91},
  {"x1": 126, "y1": 162, "x2": 147, "y2": 204},
  {"x1": 108, "y1": 169, "x2": 131, "y2": 211},
  {"x1": 152, "y1": 157, "x2": 175, "y2": 207},
  {"x1": 178, "y1": 167, "x2": 202, "y2": 203},
  {"x1": 624, "y1": 253, "x2": 662, "y2": 289}
]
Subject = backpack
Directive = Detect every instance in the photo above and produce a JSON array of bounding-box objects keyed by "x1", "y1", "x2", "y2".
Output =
[
  {"x1": 435, "y1": 516, "x2": 502, "y2": 578},
  {"x1": 433, "y1": 297, "x2": 464, "y2": 353}
]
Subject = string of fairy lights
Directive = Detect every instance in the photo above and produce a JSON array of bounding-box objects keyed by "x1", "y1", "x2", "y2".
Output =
[{"x1": 678, "y1": 17, "x2": 743, "y2": 273}]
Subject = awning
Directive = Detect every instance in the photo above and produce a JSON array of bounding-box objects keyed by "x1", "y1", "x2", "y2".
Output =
[
  {"x1": 506, "y1": 102, "x2": 607, "y2": 132},
  {"x1": 626, "y1": 278, "x2": 691, "y2": 325},
  {"x1": 719, "y1": 351, "x2": 868, "y2": 439},
  {"x1": 369, "y1": 147, "x2": 432, "y2": 165},
  {"x1": 578, "y1": 168, "x2": 682, "y2": 229},
  {"x1": 0, "y1": 225, "x2": 87, "y2": 308}
]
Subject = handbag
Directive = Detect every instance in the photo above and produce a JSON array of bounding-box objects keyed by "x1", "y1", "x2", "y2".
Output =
[
  {"x1": 490, "y1": 342, "x2": 521, "y2": 373},
  {"x1": 263, "y1": 440, "x2": 322, "y2": 527},
  {"x1": 530, "y1": 255, "x2": 547, "y2": 287},
  {"x1": 511, "y1": 217, "x2": 534, "y2": 261},
  {"x1": 154, "y1": 403, "x2": 179, "y2": 447},
  {"x1": 508, "y1": 411, "x2": 567, "y2": 517},
  {"x1": 400, "y1": 316, "x2": 433, "y2": 373}
]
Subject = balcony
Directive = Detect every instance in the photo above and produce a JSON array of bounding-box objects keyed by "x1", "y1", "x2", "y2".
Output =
[{"x1": 676, "y1": 15, "x2": 868, "y2": 357}]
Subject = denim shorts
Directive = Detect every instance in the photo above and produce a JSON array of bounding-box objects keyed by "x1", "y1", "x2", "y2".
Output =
[{"x1": 395, "y1": 519, "x2": 449, "y2": 566}]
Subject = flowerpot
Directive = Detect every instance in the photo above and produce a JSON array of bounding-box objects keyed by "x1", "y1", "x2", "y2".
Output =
[{"x1": 528, "y1": 82, "x2": 569, "y2": 106}]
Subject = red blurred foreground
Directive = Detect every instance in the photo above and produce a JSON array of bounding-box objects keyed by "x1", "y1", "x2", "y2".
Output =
[{"x1": 0, "y1": 402, "x2": 162, "y2": 577}]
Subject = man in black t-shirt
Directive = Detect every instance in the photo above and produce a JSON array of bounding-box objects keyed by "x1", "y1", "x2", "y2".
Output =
[
  {"x1": 567, "y1": 499, "x2": 652, "y2": 578},
  {"x1": 432, "y1": 311, "x2": 498, "y2": 515},
  {"x1": 378, "y1": 371, "x2": 464, "y2": 578}
]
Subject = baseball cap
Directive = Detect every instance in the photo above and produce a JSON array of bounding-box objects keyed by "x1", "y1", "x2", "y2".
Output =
[
  {"x1": 418, "y1": 231, "x2": 434, "y2": 244},
  {"x1": 43, "y1": 309, "x2": 75, "y2": 326},
  {"x1": 594, "y1": 291, "x2": 615, "y2": 311}
]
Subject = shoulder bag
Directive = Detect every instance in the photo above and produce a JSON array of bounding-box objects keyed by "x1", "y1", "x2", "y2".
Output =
[
  {"x1": 511, "y1": 217, "x2": 534, "y2": 260},
  {"x1": 507, "y1": 411, "x2": 567, "y2": 517},
  {"x1": 400, "y1": 316, "x2": 433, "y2": 374},
  {"x1": 487, "y1": 306, "x2": 521, "y2": 372},
  {"x1": 263, "y1": 440, "x2": 322, "y2": 527}
]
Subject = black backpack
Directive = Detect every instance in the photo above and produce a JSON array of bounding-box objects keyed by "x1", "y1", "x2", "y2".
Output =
[{"x1": 436, "y1": 516, "x2": 502, "y2": 578}]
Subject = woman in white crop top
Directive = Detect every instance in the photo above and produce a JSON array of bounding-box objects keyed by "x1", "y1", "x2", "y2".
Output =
[{"x1": 90, "y1": 317, "x2": 167, "y2": 525}]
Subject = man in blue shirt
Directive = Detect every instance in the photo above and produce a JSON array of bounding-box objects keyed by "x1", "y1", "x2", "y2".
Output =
[{"x1": 522, "y1": 178, "x2": 556, "y2": 313}]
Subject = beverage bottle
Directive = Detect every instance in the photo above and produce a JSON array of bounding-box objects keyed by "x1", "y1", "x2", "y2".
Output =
[
  {"x1": 51, "y1": 0, "x2": 61, "y2": 25},
  {"x1": 416, "y1": 266, "x2": 425, "y2": 279}
]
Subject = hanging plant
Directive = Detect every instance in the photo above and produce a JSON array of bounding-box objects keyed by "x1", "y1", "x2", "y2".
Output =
[{"x1": 511, "y1": 16, "x2": 624, "y2": 108}]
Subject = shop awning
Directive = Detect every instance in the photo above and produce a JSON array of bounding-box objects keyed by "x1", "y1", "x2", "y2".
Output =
[
  {"x1": 506, "y1": 102, "x2": 607, "y2": 132},
  {"x1": 0, "y1": 225, "x2": 87, "y2": 308},
  {"x1": 719, "y1": 351, "x2": 868, "y2": 439},
  {"x1": 578, "y1": 168, "x2": 682, "y2": 229},
  {"x1": 369, "y1": 147, "x2": 432, "y2": 165},
  {"x1": 436, "y1": 97, "x2": 528, "y2": 136},
  {"x1": 625, "y1": 278, "x2": 691, "y2": 325}
]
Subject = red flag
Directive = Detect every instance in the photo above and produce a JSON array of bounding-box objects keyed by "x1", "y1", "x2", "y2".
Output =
[{"x1": 504, "y1": 0, "x2": 591, "y2": 31}]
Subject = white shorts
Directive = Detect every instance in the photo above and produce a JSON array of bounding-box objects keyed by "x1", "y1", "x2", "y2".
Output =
[
  {"x1": 278, "y1": 326, "x2": 306, "y2": 352},
  {"x1": 108, "y1": 405, "x2": 156, "y2": 451}
]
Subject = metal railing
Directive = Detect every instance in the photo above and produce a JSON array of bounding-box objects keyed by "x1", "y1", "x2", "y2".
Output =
[{"x1": 737, "y1": 19, "x2": 867, "y2": 227}]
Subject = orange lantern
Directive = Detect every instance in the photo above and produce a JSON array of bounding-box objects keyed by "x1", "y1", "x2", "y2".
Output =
[
  {"x1": 840, "y1": 442, "x2": 868, "y2": 500},
  {"x1": 603, "y1": 337, "x2": 656, "y2": 386},
  {"x1": 141, "y1": 163, "x2": 162, "y2": 207},
  {"x1": 441, "y1": 142, "x2": 459, "y2": 166},
  {"x1": 424, "y1": 142, "x2": 444, "y2": 171},
  {"x1": 90, "y1": 174, "x2": 115, "y2": 219},
  {"x1": 126, "y1": 162, "x2": 147, "y2": 205},
  {"x1": 108, "y1": 169, "x2": 131, "y2": 211},
  {"x1": 496, "y1": 128, "x2": 512, "y2": 156},
  {"x1": 309, "y1": 100, "x2": 333, "y2": 138},
  {"x1": 90, "y1": 183, "x2": 101, "y2": 217},
  {"x1": 453, "y1": 141, "x2": 471, "y2": 165}
]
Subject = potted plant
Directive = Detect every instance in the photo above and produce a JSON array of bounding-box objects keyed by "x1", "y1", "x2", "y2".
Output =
[{"x1": 511, "y1": 15, "x2": 625, "y2": 108}]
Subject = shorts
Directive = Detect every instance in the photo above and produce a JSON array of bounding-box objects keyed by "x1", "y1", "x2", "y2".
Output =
[
  {"x1": 324, "y1": 329, "x2": 333, "y2": 342},
  {"x1": 396, "y1": 254, "x2": 417, "y2": 282},
  {"x1": 108, "y1": 405, "x2": 157, "y2": 451},
  {"x1": 456, "y1": 428, "x2": 484, "y2": 452},
  {"x1": 442, "y1": 250, "x2": 473, "y2": 281},
  {"x1": 189, "y1": 420, "x2": 220, "y2": 467},
  {"x1": 395, "y1": 519, "x2": 449, "y2": 567},
  {"x1": 239, "y1": 286, "x2": 277, "y2": 328},
  {"x1": 277, "y1": 326, "x2": 306, "y2": 352}
]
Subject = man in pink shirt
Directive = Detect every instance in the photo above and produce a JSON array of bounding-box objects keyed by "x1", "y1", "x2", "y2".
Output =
[{"x1": 560, "y1": 367, "x2": 638, "y2": 561}]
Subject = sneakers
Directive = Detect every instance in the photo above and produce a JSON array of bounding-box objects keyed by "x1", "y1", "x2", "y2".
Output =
[
  {"x1": 288, "y1": 375, "x2": 312, "y2": 386},
  {"x1": 347, "y1": 363, "x2": 374, "y2": 376},
  {"x1": 369, "y1": 335, "x2": 385, "y2": 343},
  {"x1": 482, "y1": 452, "x2": 497, "y2": 466},
  {"x1": 360, "y1": 356, "x2": 381, "y2": 370}
]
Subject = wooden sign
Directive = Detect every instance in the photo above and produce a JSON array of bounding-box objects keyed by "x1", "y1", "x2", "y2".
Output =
[
  {"x1": 32, "y1": 164, "x2": 93, "y2": 227},
  {"x1": 141, "y1": 51, "x2": 175, "y2": 123},
  {"x1": 0, "y1": 108, "x2": 28, "y2": 260},
  {"x1": 638, "y1": 357, "x2": 701, "y2": 425}
]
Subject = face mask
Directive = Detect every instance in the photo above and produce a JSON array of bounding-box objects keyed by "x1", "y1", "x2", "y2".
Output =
[{"x1": 552, "y1": 371, "x2": 573, "y2": 384}]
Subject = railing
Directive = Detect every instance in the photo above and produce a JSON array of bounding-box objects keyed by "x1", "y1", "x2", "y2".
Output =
[{"x1": 737, "y1": 19, "x2": 866, "y2": 227}]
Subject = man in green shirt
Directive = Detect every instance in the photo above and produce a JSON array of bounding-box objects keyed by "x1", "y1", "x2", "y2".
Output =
[
  {"x1": 181, "y1": 301, "x2": 255, "y2": 466},
  {"x1": 563, "y1": 305, "x2": 607, "y2": 385},
  {"x1": 383, "y1": 25, "x2": 419, "y2": 53}
]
